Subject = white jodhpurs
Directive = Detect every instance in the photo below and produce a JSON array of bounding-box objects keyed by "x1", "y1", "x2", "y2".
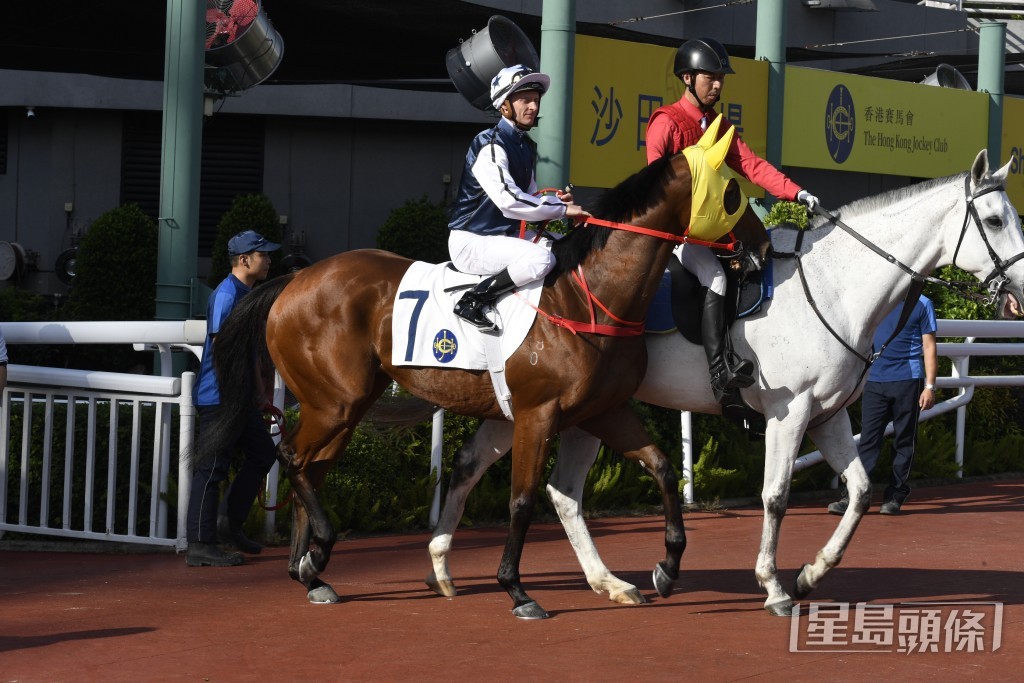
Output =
[
  {"x1": 449, "y1": 230, "x2": 556, "y2": 287},
  {"x1": 674, "y1": 242, "x2": 726, "y2": 296}
]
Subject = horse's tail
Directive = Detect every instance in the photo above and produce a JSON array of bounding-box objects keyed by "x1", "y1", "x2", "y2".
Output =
[{"x1": 191, "y1": 273, "x2": 296, "y2": 468}]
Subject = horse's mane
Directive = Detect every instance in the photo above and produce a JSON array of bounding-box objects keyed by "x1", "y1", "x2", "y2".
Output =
[
  {"x1": 546, "y1": 155, "x2": 676, "y2": 282},
  {"x1": 809, "y1": 172, "x2": 968, "y2": 229}
]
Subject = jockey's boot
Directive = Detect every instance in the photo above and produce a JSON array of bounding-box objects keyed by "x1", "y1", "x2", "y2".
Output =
[
  {"x1": 454, "y1": 269, "x2": 516, "y2": 332},
  {"x1": 703, "y1": 290, "x2": 755, "y2": 402}
]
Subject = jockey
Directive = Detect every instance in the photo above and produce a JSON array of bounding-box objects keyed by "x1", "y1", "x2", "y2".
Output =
[
  {"x1": 646, "y1": 37, "x2": 820, "y2": 401},
  {"x1": 448, "y1": 64, "x2": 591, "y2": 331}
]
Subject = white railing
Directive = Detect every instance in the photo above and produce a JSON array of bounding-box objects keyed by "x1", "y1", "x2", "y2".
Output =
[
  {"x1": 792, "y1": 318, "x2": 1024, "y2": 474},
  {"x1": 0, "y1": 321, "x2": 285, "y2": 550}
]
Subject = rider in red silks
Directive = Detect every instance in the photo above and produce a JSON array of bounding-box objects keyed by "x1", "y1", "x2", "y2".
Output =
[{"x1": 646, "y1": 37, "x2": 820, "y2": 402}]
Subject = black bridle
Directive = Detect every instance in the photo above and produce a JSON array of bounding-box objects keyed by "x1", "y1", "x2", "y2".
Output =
[{"x1": 953, "y1": 175, "x2": 1024, "y2": 300}]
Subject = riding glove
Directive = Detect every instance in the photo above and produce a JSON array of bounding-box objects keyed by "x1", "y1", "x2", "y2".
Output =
[{"x1": 797, "y1": 190, "x2": 819, "y2": 210}]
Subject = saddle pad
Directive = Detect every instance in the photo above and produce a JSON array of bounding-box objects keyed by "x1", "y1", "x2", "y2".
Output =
[
  {"x1": 644, "y1": 258, "x2": 774, "y2": 336},
  {"x1": 391, "y1": 261, "x2": 543, "y2": 369}
]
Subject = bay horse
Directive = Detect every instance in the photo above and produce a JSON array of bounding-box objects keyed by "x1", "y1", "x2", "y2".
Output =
[
  {"x1": 203, "y1": 148, "x2": 765, "y2": 618},
  {"x1": 425, "y1": 149, "x2": 1024, "y2": 616}
]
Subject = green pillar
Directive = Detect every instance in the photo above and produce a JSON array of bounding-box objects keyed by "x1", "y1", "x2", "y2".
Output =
[
  {"x1": 977, "y1": 21, "x2": 1006, "y2": 167},
  {"x1": 537, "y1": 0, "x2": 575, "y2": 189},
  {"x1": 755, "y1": 0, "x2": 786, "y2": 168},
  {"x1": 155, "y1": 0, "x2": 204, "y2": 321}
]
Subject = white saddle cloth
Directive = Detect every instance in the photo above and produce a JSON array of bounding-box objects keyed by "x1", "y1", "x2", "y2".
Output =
[{"x1": 391, "y1": 261, "x2": 543, "y2": 370}]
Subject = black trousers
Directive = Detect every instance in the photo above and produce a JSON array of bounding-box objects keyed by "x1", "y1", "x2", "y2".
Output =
[
  {"x1": 857, "y1": 378, "x2": 923, "y2": 505},
  {"x1": 186, "y1": 405, "x2": 278, "y2": 544}
]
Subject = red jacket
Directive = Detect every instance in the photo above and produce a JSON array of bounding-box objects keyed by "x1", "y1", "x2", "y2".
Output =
[{"x1": 646, "y1": 96, "x2": 802, "y2": 202}]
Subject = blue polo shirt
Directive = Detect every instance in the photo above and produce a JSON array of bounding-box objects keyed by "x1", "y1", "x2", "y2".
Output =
[
  {"x1": 868, "y1": 295, "x2": 937, "y2": 383},
  {"x1": 194, "y1": 273, "x2": 251, "y2": 406}
]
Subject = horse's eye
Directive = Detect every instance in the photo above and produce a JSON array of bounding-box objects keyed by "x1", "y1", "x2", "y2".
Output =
[{"x1": 986, "y1": 216, "x2": 1003, "y2": 229}]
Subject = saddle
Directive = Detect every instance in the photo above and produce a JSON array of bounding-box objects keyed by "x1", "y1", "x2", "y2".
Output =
[{"x1": 663, "y1": 243, "x2": 771, "y2": 439}]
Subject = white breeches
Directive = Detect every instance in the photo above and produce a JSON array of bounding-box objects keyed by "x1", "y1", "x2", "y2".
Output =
[
  {"x1": 449, "y1": 230, "x2": 556, "y2": 287},
  {"x1": 674, "y1": 242, "x2": 726, "y2": 296}
]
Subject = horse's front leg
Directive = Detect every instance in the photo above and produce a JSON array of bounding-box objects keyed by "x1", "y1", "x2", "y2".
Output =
[
  {"x1": 795, "y1": 411, "x2": 871, "y2": 600},
  {"x1": 426, "y1": 419, "x2": 515, "y2": 598},
  {"x1": 547, "y1": 426, "x2": 645, "y2": 605},
  {"x1": 580, "y1": 405, "x2": 686, "y2": 599},
  {"x1": 756, "y1": 410, "x2": 810, "y2": 616},
  {"x1": 498, "y1": 414, "x2": 557, "y2": 620}
]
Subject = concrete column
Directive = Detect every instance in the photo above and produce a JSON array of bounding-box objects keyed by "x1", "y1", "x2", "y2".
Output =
[
  {"x1": 155, "y1": 0, "x2": 204, "y2": 321},
  {"x1": 537, "y1": 0, "x2": 575, "y2": 189}
]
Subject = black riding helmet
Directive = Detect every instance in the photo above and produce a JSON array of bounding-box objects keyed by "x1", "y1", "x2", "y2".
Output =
[
  {"x1": 674, "y1": 38, "x2": 734, "y2": 112},
  {"x1": 673, "y1": 38, "x2": 735, "y2": 77}
]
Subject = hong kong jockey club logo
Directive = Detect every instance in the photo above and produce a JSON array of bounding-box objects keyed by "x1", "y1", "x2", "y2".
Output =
[
  {"x1": 825, "y1": 84, "x2": 855, "y2": 164},
  {"x1": 432, "y1": 329, "x2": 458, "y2": 363}
]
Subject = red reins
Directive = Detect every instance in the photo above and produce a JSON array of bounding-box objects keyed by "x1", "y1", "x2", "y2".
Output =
[{"x1": 516, "y1": 198, "x2": 740, "y2": 336}]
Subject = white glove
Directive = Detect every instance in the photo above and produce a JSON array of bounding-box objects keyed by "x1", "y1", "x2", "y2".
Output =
[{"x1": 797, "y1": 190, "x2": 819, "y2": 211}]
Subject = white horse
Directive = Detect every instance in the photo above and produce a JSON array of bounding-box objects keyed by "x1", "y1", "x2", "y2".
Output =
[{"x1": 425, "y1": 150, "x2": 1024, "y2": 616}]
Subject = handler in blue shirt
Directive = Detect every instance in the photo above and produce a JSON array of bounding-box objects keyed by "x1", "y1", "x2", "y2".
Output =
[
  {"x1": 829, "y1": 294, "x2": 938, "y2": 516},
  {"x1": 186, "y1": 230, "x2": 280, "y2": 567}
]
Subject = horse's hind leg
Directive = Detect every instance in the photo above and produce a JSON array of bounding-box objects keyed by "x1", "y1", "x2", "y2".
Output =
[
  {"x1": 579, "y1": 406, "x2": 686, "y2": 600},
  {"x1": 427, "y1": 419, "x2": 514, "y2": 598},
  {"x1": 547, "y1": 426, "x2": 645, "y2": 605},
  {"x1": 793, "y1": 411, "x2": 871, "y2": 601}
]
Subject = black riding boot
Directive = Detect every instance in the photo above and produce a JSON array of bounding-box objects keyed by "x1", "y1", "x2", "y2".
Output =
[
  {"x1": 454, "y1": 269, "x2": 517, "y2": 331},
  {"x1": 703, "y1": 290, "x2": 755, "y2": 402}
]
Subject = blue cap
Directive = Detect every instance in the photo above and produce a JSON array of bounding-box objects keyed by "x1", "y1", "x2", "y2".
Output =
[{"x1": 227, "y1": 230, "x2": 280, "y2": 256}]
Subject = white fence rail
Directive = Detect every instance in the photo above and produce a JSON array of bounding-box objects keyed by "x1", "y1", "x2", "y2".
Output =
[
  {"x1": 0, "y1": 322, "x2": 207, "y2": 549},
  {"x1": 789, "y1": 319, "x2": 1024, "y2": 475}
]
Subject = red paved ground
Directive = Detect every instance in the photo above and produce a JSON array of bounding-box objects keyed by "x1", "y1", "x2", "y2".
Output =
[{"x1": 1, "y1": 479, "x2": 1022, "y2": 682}]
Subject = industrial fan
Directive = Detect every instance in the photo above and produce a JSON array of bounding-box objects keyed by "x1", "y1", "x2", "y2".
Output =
[{"x1": 204, "y1": 0, "x2": 284, "y2": 94}]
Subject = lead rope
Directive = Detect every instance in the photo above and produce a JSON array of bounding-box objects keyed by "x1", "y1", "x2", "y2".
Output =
[{"x1": 259, "y1": 403, "x2": 294, "y2": 511}]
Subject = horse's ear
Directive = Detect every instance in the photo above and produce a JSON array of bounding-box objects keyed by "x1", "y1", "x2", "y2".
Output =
[
  {"x1": 702, "y1": 116, "x2": 735, "y2": 170},
  {"x1": 971, "y1": 148, "x2": 990, "y2": 185}
]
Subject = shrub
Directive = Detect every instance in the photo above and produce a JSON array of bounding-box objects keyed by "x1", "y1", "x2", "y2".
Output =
[
  {"x1": 376, "y1": 196, "x2": 450, "y2": 264},
  {"x1": 60, "y1": 203, "x2": 158, "y2": 372}
]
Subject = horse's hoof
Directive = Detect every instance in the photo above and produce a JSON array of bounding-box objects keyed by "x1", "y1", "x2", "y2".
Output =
[
  {"x1": 610, "y1": 588, "x2": 647, "y2": 605},
  {"x1": 793, "y1": 563, "x2": 814, "y2": 599},
  {"x1": 652, "y1": 563, "x2": 675, "y2": 598},
  {"x1": 765, "y1": 599, "x2": 795, "y2": 617},
  {"x1": 307, "y1": 584, "x2": 340, "y2": 604},
  {"x1": 425, "y1": 573, "x2": 458, "y2": 598},
  {"x1": 511, "y1": 601, "x2": 549, "y2": 620}
]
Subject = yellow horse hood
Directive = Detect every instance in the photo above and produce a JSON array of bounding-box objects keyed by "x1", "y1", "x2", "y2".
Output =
[{"x1": 682, "y1": 114, "x2": 747, "y2": 241}]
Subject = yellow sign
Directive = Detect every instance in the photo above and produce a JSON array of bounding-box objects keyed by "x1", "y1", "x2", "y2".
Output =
[
  {"x1": 570, "y1": 34, "x2": 769, "y2": 194},
  {"x1": 782, "y1": 66, "x2": 988, "y2": 177},
  {"x1": 1001, "y1": 96, "x2": 1024, "y2": 212}
]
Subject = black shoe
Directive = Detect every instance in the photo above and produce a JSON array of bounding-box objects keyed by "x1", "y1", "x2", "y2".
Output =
[
  {"x1": 454, "y1": 269, "x2": 517, "y2": 331},
  {"x1": 827, "y1": 498, "x2": 849, "y2": 516},
  {"x1": 218, "y1": 514, "x2": 263, "y2": 554},
  {"x1": 186, "y1": 542, "x2": 244, "y2": 567},
  {"x1": 879, "y1": 500, "x2": 902, "y2": 515}
]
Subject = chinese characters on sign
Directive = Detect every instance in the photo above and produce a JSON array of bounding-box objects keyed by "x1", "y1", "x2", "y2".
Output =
[
  {"x1": 860, "y1": 103, "x2": 949, "y2": 155},
  {"x1": 790, "y1": 602, "x2": 1002, "y2": 654}
]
